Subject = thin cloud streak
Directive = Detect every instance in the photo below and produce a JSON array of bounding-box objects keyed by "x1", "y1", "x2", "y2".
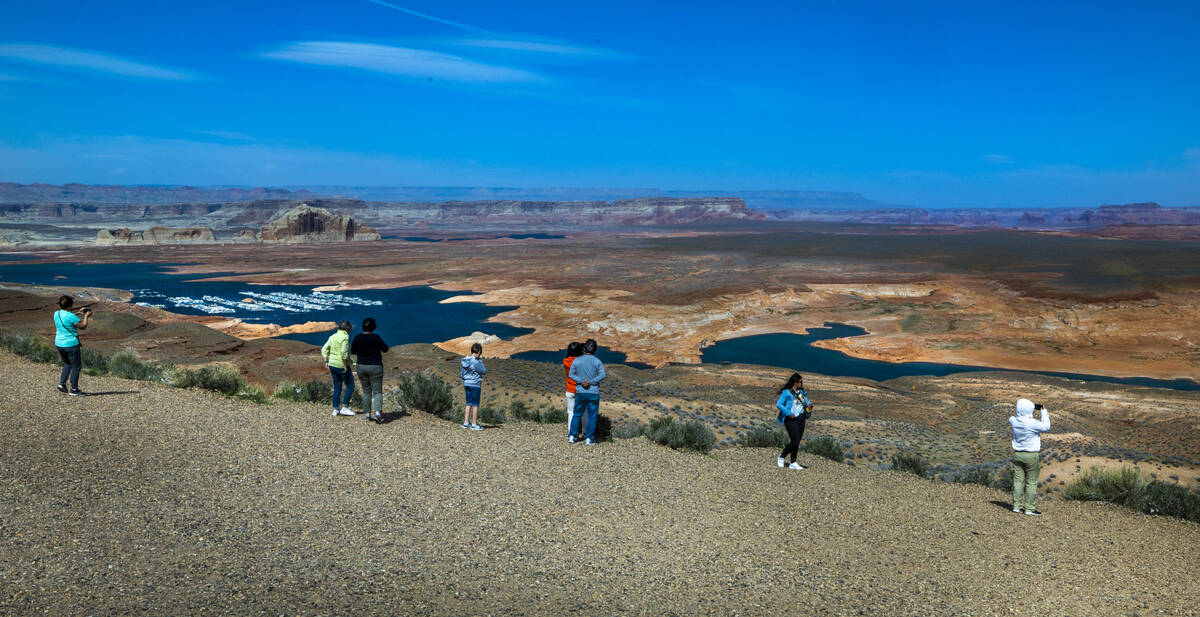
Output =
[
  {"x1": 0, "y1": 44, "x2": 196, "y2": 80},
  {"x1": 365, "y1": 0, "x2": 490, "y2": 33},
  {"x1": 262, "y1": 41, "x2": 544, "y2": 83},
  {"x1": 455, "y1": 37, "x2": 634, "y2": 61}
]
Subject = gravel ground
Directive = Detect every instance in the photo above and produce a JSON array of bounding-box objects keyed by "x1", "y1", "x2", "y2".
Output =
[{"x1": 2, "y1": 351, "x2": 1198, "y2": 617}]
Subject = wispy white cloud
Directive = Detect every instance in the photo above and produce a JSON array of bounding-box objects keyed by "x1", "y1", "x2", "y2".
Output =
[
  {"x1": 0, "y1": 43, "x2": 197, "y2": 80},
  {"x1": 262, "y1": 41, "x2": 544, "y2": 83},
  {"x1": 983, "y1": 153, "x2": 1013, "y2": 164},
  {"x1": 365, "y1": 0, "x2": 490, "y2": 33},
  {"x1": 454, "y1": 37, "x2": 634, "y2": 61},
  {"x1": 197, "y1": 130, "x2": 257, "y2": 142}
]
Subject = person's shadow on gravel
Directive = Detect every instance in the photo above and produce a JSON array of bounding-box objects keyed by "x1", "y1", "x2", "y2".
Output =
[
  {"x1": 377, "y1": 409, "x2": 411, "y2": 424},
  {"x1": 76, "y1": 390, "x2": 139, "y2": 397},
  {"x1": 989, "y1": 500, "x2": 1017, "y2": 512}
]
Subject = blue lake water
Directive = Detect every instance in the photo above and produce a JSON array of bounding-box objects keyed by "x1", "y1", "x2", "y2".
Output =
[
  {"x1": 512, "y1": 347, "x2": 652, "y2": 370},
  {"x1": 0, "y1": 261, "x2": 532, "y2": 347},
  {"x1": 399, "y1": 233, "x2": 566, "y2": 242},
  {"x1": 700, "y1": 323, "x2": 1200, "y2": 391}
]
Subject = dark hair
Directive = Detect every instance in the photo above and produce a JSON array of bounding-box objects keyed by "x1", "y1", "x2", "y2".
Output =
[
  {"x1": 778, "y1": 372, "x2": 805, "y2": 394},
  {"x1": 362, "y1": 317, "x2": 376, "y2": 332},
  {"x1": 57, "y1": 295, "x2": 73, "y2": 310},
  {"x1": 566, "y1": 341, "x2": 583, "y2": 358},
  {"x1": 582, "y1": 339, "x2": 597, "y2": 355},
  {"x1": 470, "y1": 342, "x2": 483, "y2": 354},
  {"x1": 338, "y1": 320, "x2": 352, "y2": 331}
]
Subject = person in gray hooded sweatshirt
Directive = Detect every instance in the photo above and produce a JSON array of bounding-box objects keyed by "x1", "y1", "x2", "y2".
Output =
[
  {"x1": 1009, "y1": 398, "x2": 1051, "y2": 516},
  {"x1": 567, "y1": 338, "x2": 605, "y2": 445},
  {"x1": 460, "y1": 343, "x2": 486, "y2": 431}
]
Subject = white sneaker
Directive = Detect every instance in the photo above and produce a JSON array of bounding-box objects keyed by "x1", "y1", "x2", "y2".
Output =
[
  {"x1": 1012, "y1": 506, "x2": 1022, "y2": 513},
  {"x1": 462, "y1": 422, "x2": 470, "y2": 429},
  {"x1": 567, "y1": 435, "x2": 577, "y2": 443},
  {"x1": 777, "y1": 457, "x2": 786, "y2": 468},
  {"x1": 585, "y1": 438, "x2": 596, "y2": 446},
  {"x1": 788, "y1": 462, "x2": 804, "y2": 470},
  {"x1": 331, "y1": 408, "x2": 340, "y2": 417},
  {"x1": 469, "y1": 424, "x2": 483, "y2": 431},
  {"x1": 338, "y1": 407, "x2": 356, "y2": 416}
]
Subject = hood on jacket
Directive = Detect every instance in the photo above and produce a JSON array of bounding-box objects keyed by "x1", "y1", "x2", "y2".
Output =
[
  {"x1": 1015, "y1": 398, "x2": 1035, "y2": 418},
  {"x1": 461, "y1": 357, "x2": 474, "y2": 370}
]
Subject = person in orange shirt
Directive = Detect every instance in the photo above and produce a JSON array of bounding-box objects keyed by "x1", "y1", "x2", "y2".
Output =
[{"x1": 563, "y1": 341, "x2": 583, "y2": 439}]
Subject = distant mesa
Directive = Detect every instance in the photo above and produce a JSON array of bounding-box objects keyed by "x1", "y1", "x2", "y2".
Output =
[
  {"x1": 259, "y1": 203, "x2": 381, "y2": 243},
  {"x1": 96, "y1": 226, "x2": 217, "y2": 246}
]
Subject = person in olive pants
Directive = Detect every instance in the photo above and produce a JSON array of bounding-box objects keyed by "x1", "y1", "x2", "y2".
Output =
[{"x1": 1009, "y1": 398, "x2": 1051, "y2": 515}]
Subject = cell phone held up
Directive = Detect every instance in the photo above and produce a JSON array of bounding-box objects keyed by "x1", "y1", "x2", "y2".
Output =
[{"x1": 1034, "y1": 403, "x2": 1044, "y2": 411}]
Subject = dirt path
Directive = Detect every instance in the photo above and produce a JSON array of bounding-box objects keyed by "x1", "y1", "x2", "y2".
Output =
[{"x1": 1, "y1": 351, "x2": 1197, "y2": 616}]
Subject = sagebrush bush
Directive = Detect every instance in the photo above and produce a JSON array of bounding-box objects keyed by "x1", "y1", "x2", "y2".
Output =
[
  {"x1": 891, "y1": 452, "x2": 928, "y2": 478},
  {"x1": 953, "y1": 466, "x2": 995, "y2": 487},
  {"x1": 612, "y1": 420, "x2": 642, "y2": 439},
  {"x1": 508, "y1": 399, "x2": 539, "y2": 422},
  {"x1": 539, "y1": 406, "x2": 567, "y2": 424},
  {"x1": 108, "y1": 351, "x2": 162, "y2": 381},
  {"x1": 479, "y1": 404, "x2": 507, "y2": 425},
  {"x1": 1064, "y1": 466, "x2": 1143, "y2": 504},
  {"x1": 0, "y1": 332, "x2": 58, "y2": 364},
  {"x1": 739, "y1": 425, "x2": 789, "y2": 448},
  {"x1": 801, "y1": 436, "x2": 845, "y2": 463},
  {"x1": 1064, "y1": 466, "x2": 1199, "y2": 523},
  {"x1": 81, "y1": 347, "x2": 109, "y2": 376},
  {"x1": 173, "y1": 366, "x2": 248, "y2": 396},
  {"x1": 643, "y1": 416, "x2": 716, "y2": 454},
  {"x1": 991, "y1": 467, "x2": 1015, "y2": 492},
  {"x1": 395, "y1": 370, "x2": 455, "y2": 419}
]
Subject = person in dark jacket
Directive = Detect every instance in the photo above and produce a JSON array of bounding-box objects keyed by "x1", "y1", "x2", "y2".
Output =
[{"x1": 350, "y1": 317, "x2": 389, "y2": 423}]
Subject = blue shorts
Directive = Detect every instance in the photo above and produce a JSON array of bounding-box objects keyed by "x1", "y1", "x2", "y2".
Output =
[{"x1": 464, "y1": 385, "x2": 481, "y2": 407}]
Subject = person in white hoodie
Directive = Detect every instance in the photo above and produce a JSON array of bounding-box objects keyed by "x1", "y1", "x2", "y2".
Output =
[{"x1": 1009, "y1": 398, "x2": 1051, "y2": 516}]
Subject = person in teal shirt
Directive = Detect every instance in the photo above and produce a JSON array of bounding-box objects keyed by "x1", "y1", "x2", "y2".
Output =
[{"x1": 53, "y1": 295, "x2": 91, "y2": 395}]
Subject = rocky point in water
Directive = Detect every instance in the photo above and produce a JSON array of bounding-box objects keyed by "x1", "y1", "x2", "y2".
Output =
[{"x1": 259, "y1": 204, "x2": 381, "y2": 243}]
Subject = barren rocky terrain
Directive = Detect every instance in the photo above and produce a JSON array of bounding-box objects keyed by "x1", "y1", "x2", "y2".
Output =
[{"x1": 2, "y1": 350, "x2": 1198, "y2": 616}]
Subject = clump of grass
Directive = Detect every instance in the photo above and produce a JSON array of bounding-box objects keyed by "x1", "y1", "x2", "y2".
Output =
[
  {"x1": 953, "y1": 466, "x2": 995, "y2": 487},
  {"x1": 0, "y1": 332, "x2": 58, "y2": 364},
  {"x1": 739, "y1": 424, "x2": 788, "y2": 449},
  {"x1": 801, "y1": 436, "x2": 845, "y2": 463},
  {"x1": 611, "y1": 420, "x2": 642, "y2": 439},
  {"x1": 1064, "y1": 466, "x2": 1200, "y2": 523},
  {"x1": 643, "y1": 416, "x2": 716, "y2": 454},
  {"x1": 891, "y1": 452, "x2": 928, "y2": 478},
  {"x1": 108, "y1": 351, "x2": 162, "y2": 381},
  {"x1": 274, "y1": 378, "x2": 361, "y2": 407},
  {"x1": 394, "y1": 370, "x2": 455, "y2": 419}
]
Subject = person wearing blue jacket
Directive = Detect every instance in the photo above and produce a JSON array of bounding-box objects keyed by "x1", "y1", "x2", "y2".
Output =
[
  {"x1": 775, "y1": 372, "x2": 813, "y2": 470},
  {"x1": 460, "y1": 343, "x2": 486, "y2": 431},
  {"x1": 567, "y1": 339, "x2": 606, "y2": 445}
]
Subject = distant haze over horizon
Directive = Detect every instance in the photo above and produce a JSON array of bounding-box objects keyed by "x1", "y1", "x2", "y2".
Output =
[
  {"x1": 3, "y1": 181, "x2": 1198, "y2": 211},
  {"x1": 1, "y1": 2, "x2": 1197, "y2": 208}
]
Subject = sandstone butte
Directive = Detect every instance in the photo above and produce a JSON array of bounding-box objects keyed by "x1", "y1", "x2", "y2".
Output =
[{"x1": 258, "y1": 203, "x2": 381, "y2": 243}]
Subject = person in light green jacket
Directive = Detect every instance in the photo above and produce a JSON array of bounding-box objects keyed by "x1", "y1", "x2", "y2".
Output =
[{"x1": 322, "y1": 320, "x2": 355, "y2": 416}]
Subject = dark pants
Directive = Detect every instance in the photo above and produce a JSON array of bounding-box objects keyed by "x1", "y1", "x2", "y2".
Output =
[
  {"x1": 780, "y1": 415, "x2": 807, "y2": 463},
  {"x1": 330, "y1": 366, "x2": 354, "y2": 409},
  {"x1": 57, "y1": 345, "x2": 81, "y2": 389}
]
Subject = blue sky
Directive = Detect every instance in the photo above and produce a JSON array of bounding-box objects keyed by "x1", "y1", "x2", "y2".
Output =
[{"x1": 1, "y1": 0, "x2": 1198, "y2": 208}]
